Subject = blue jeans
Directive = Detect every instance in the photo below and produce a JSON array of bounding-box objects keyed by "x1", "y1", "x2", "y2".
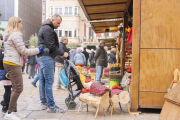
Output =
[
  {"x1": 33, "y1": 74, "x2": 40, "y2": 83},
  {"x1": 38, "y1": 56, "x2": 55, "y2": 107},
  {"x1": 96, "y1": 66, "x2": 104, "y2": 83}
]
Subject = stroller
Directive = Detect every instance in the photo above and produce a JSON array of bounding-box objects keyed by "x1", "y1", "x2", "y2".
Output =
[{"x1": 61, "y1": 59, "x2": 84, "y2": 110}]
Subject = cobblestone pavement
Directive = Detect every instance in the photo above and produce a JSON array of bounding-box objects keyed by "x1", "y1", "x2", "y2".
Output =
[{"x1": 0, "y1": 67, "x2": 160, "y2": 120}]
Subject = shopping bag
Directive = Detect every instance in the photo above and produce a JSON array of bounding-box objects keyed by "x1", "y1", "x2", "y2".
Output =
[{"x1": 59, "y1": 68, "x2": 69, "y2": 87}]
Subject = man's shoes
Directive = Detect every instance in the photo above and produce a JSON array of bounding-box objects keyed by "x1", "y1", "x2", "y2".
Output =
[
  {"x1": 13, "y1": 112, "x2": 26, "y2": 119},
  {"x1": 41, "y1": 103, "x2": 48, "y2": 110},
  {"x1": 28, "y1": 76, "x2": 31, "y2": 79},
  {"x1": 32, "y1": 77, "x2": 34, "y2": 79},
  {"x1": 31, "y1": 82, "x2": 37, "y2": 88},
  {"x1": 47, "y1": 105, "x2": 64, "y2": 113},
  {"x1": 54, "y1": 105, "x2": 64, "y2": 113},
  {"x1": 4, "y1": 112, "x2": 21, "y2": 120}
]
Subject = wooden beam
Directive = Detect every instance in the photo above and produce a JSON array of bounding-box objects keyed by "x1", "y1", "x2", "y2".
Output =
[
  {"x1": 96, "y1": 30, "x2": 118, "y2": 33},
  {"x1": 124, "y1": 0, "x2": 132, "y2": 15},
  {"x1": 121, "y1": 13, "x2": 127, "y2": 76},
  {"x1": 78, "y1": 0, "x2": 91, "y2": 21},
  {"x1": 91, "y1": 17, "x2": 123, "y2": 21},
  {"x1": 90, "y1": 19, "x2": 123, "y2": 23},
  {"x1": 84, "y1": 2, "x2": 126, "y2": 7},
  {"x1": 88, "y1": 11, "x2": 124, "y2": 15},
  {"x1": 94, "y1": 25, "x2": 119, "y2": 28},
  {"x1": 130, "y1": 0, "x2": 140, "y2": 111}
]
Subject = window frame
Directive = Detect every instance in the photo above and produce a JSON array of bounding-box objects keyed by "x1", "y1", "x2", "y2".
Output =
[
  {"x1": 64, "y1": 29, "x2": 73, "y2": 38},
  {"x1": 74, "y1": 29, "x2": 79, "y2": 38},
  {"x1": 64, "y1": 6, "x2": 73, "y2": 15},
  {"x1": 54, "y1": 6, "x2": 63, "y2": 15},
  {"x1": 74, "y1": 6, "x2": 80, "y2": 16}
]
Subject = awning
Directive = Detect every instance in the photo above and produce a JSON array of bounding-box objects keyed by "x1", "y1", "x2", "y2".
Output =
[
  {"x1": 91, "y1": 20, "x2": 123, "y2": 33},
  {"x1": 98, "y1": 38, "x2": 116, "y2": 47},
  {"x1": 78, "y1": 0, "x2": 131, "y2": 33}
]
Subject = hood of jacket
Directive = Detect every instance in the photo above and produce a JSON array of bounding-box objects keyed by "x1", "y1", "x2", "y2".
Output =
[{"x1": 42, "y1": 19, "x2": 54, "y2": 28}]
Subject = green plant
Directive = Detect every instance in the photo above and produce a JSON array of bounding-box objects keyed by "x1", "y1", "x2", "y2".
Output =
[
  {"x1": 0, "y1": 11, "x2": 4, "y2": 39},
  {"x1": 29, "y1": 34, "x2": 38, "y2": 48},
  {"x1": 66, "y1": 43, "x2": 77, "y2": 48}
]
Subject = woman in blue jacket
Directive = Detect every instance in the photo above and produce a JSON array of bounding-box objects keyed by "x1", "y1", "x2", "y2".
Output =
[{"x1": 74, "y1": 49, "x2": 86, "y2": 67}]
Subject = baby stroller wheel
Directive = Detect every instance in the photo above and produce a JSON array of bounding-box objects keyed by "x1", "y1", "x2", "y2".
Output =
[
  {"x1": 68, "y1": 101, "x2": 77, "y2": 110},
  {"x1": 65, "y1": 98, "x2": 70, "y2": 106}
]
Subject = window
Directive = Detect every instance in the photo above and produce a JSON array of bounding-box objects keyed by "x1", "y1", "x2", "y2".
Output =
[
  {"x1": 50, "y1": 7, "x2": 53, "y2": 15},
  {"x1": 55, "y1": 30, "x2": 58, "y2": 35},
  {"x1": 74, "y1": 7, "x2": 80, "y2": 16},
  {"x1": 54, "y1": 7, "x2": 63, "y2": 15},
  {"x1": 65, "y1": 30, "x2": 72, "y2": 37},
  {"x1": 74, "y1": 29, "x2": 79, "y2": 38},
  {"x1": 65, "y1": 7, "x2": 72, "y2": 15},
  {"x1": 55, "y1": 29, "x2": 62, "y2": 37},
  {"x1": 59, "y1": 30, "x2": 62, "y2": 37}
]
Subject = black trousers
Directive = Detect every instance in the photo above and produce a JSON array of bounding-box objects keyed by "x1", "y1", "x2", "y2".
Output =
[
  {"x1": 90, "y1": 64, "x2": 96, "y2": 68},
  {"x1": 22, "y1": 63, "x2": 25, "y2": 72},
  {"x1": 26, "y1": 63, "x2": 29, "y2": 73},
  {"x1": 1, "y1": 85, "x2": 12, "y2": 106}
]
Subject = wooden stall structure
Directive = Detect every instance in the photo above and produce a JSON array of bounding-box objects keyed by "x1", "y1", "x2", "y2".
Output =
[
  {"x1": 131, "y1": 0, "x2": 180, "y2": 110},
  {"x1": 78, "y1": 0, "x2": 132, "y2": 76}
]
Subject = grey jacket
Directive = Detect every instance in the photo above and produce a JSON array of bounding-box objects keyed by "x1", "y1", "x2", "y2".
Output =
[{"x1": 94, "y1": 46, "x2": 107, "y2": 67}]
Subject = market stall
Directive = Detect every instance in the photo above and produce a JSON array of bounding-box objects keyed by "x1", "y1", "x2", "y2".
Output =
[{"x1": 78, "y1": 0, "x2": 180, "y2": 111}]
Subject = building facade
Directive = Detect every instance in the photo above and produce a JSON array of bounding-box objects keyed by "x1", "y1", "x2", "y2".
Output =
[
  {"x1": 46, "y1": 0, "x2": 82, "y2": 43},
  {"x1": 0, "y1": 0, "x2": 42, "y2": 45}
]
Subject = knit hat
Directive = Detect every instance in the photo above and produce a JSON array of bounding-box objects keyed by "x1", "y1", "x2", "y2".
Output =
[{"x1": 99, "y1": 40, "x2": 105, "y2": 45}]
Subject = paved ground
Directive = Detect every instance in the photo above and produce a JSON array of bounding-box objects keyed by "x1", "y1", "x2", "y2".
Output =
[{"x1": 0, "y1": 67, "x2": 160, "y2": 120}]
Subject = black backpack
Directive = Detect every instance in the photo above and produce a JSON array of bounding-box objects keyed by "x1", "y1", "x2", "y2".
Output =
[{"x1": 0, "y1": 49, "x2": 4, "y2": 70}]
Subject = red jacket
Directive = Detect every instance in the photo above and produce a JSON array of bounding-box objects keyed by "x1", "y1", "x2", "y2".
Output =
[{"x1": 127, "y1": 27, "x2": 133, "y2": 44}]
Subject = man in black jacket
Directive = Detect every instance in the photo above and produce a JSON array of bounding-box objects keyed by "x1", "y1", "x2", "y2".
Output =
[
  {"x1": 94, "y1": 40, "x2": 107, "y2": 85},
  {"x1": 89, "y1": 49, "x2": 95, "y2": 68},
  {"x1": 37, "y1": 14, "x2": 68, "y2": 113},
  {"x1": 82, "y1": 47, "x2": 89, "y2": 66},
  {"x1": 55, "y1": 36, "x2": 69, "y2": 90}
]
